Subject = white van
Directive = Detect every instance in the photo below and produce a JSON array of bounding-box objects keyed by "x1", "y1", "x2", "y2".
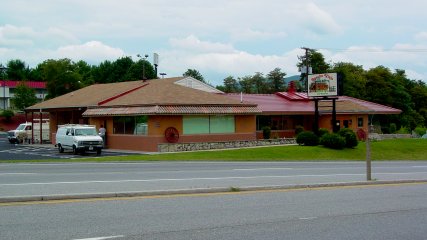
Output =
[
  {"x1": 7, "y1": 119, "x2": 50, "y2": 144},
  {"x1": 56, "y1": 124, "x2": 103, "y2": 155}
]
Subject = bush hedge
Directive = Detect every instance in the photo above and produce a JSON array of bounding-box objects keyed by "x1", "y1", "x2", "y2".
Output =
[
  {"x1": 295, "y1": 125, "x2": 304, "y2": 135},
  {"x1": 320, "y1": 133, "x2": 346, "y2": 149},
  {"x1": 262, "y1": 126, "x2": 271, "y2": 139},
  {"x1": 1, "y1": 109, "x2": 14, "y2": 122},
  {"x1": 338, "y1": 128, "x2": 358, "y2": 148},
  {"x1": 317, "y1": 128, "x2": 329, "y2": 137},
  {"x1": 296, "y1": 131, "x2": 319, "y2": 146}
]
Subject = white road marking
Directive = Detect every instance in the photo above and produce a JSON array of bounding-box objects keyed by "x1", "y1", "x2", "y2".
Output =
[
  {"x1": 299, "y1": 217, "x2": 317, "y2": 220},
  {"x1": 233, "y1": 168, "x2": 293, "y2": 171},
  {"x1": 2, "y1": 172, "x2": 427, "y2": 187},
  {"x1": 72, "y1": 235, "x2": 124, "y2": 240},
  {"x1": 0, "y1": 173, "x2": 37, "y2": 175}
]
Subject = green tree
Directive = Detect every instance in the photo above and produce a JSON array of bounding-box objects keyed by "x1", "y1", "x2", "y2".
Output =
[
  {"x1": 183, "y1": 69, "x2": 205, "y2": 83},
  {"x1": 222, "y1": 76, "x2": 240, "y2": 93},
  {"x1": 267, "y1": 68, "x2": 286, "y2": 93},
  {"x1": 38, "y1": 59, "x2": 82, "y2": 99},
  {"x1": 124, "y1": 59, "x2": 155, "y2": 81},
  {"x1": 238, "y1": 76, "x2": 253, "y2": 93},
  {"x1": 74, "y1": 60, "x2": 93, "y2": 86},
  {"x1": 6, "y1": 59, "x2": 30, "y2": 80},
  {"x1": 331, "y1": 62, "x2": 367, "y2": 98},
  {"x1": 91, "y1": 60, "x2": 113, "y2": 83},
  {"x1": 252, "y1": 72, "x2": 269, "y2": 94},
  {"x1": 111, "y1": 56, "x2": 134, "y2": 82},
  {"x1": 297, "y1": 49, "x2": 331, "y2": 90},
  {"x1": 11, "y1": 82, "x2": 38, "y2": 110}
]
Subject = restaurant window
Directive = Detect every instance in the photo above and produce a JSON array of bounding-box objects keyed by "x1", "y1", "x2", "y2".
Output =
[
  {"x1": 358, "y1": 117, "x2": 363, "y2": 128},
  {"x1": 113, "y1": 116, "x2": 148, "y2": 135},
  {"x1": 183, "y1": 115, "x2": 235, "y2": 134},
  {"x1": 256, "y1": 115, "x2": 289, "y2": 131}
]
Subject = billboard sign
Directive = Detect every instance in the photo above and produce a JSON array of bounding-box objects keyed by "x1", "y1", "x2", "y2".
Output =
[{"x1": 307, "y1": 73, "x2": 338, "y2": 97}]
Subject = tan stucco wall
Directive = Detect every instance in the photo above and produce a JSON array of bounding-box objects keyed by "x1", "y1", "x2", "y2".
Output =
[
  {"x1": 88, "y1": 114, "x2": 257, "y2": 152},
  {"x1": 235, "y1": 115, "x2": 256, "y2": 133},
  {"x1": 319, "y1": 114, "x2": 368, "y2": 132}
]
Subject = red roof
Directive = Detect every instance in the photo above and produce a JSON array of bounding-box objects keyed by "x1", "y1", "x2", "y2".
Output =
[
  {"x1": 225, "y1": 93, "x2": 401, "y2": 115},
  {"x1": 226, "y1": 93, "x2": 314, "y2": 114},
  {"x1": 83, "y1": 105, "x2": 261, "y2": 116},
  {"x1": 0, "y1": 80, "x2": 46, "y2": 89}
]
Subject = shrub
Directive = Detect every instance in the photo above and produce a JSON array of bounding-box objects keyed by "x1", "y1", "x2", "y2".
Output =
[
  {"x1": 381, "y1": 126, "x2": 390, "y2": 134},
  {"x1": 317, "y1": 128, "x2": 329, "y2": 137},
  {"x1": 397, "y1": 127, "x2": 410, "y2": 134},
  {"x1": 296, "y1": 131, "x2": 319, "y2": 146},
  {"x1": 262, "y1": 126, "x2": 271, "y2": 139},
  {"x1": 1, "y1": 109, "x2": 14, "y2": 122},
  {"x1": 295, "y1": 125, "x2": 304, "y2": 135},
  {"x1": 389, "y1": 123, "x2": 397, "y2": 134},
  {"x1": 338, "y1": 128, "x2": 358, "y2": 148},
  {"x1": 414, "y1": 127, "x2": 427, "y2": 137},
  {"x1": 320, "y1": 133, "x2": 346, "y2": 149}
]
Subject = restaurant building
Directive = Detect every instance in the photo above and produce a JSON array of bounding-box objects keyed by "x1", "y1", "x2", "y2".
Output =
[{"x1": 26, "y1": 77, "x2": 401, "y2": 152}]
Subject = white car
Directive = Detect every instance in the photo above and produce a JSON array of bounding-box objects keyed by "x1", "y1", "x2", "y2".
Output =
[{"x1": 56, "y1": 124, "x2": 103, "y2": 155}]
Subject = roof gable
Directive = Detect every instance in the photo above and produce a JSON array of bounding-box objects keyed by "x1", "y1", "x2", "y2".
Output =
[{"x1": 174, "y1": 77, "x2": 223, "y2": 94}]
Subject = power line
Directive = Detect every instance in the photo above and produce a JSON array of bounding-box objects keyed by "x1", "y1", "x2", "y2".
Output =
[{"x1": 315, "y1": 48, "x2": 427, "y2": 53}]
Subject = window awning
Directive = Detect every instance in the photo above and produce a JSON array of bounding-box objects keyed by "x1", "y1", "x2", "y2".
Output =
[{"x1": 82, "y1": 105, "x2": 261, "y2": 117}]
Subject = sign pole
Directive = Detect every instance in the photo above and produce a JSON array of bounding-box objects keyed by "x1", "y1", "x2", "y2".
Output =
[{"x1": 366, "y1": 126, "x2": 372, "y2": 181}]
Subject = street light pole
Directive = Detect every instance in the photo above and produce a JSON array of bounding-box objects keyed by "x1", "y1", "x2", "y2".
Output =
[{"x1": 137, "y1": 54, "x2": 149, "y2": 80}]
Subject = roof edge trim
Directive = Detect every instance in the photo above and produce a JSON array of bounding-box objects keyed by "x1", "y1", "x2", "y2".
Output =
[{"x1": 98, "y1": 82, "x2": 148, "y2": 106}]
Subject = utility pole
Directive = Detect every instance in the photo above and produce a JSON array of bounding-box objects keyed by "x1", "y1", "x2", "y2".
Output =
[{"x1": 301, "y1": 47, "x2": 310, "y2": 92}]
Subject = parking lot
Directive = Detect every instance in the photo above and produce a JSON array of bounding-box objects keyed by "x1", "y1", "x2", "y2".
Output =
[{"x1": 0, "y1": 134, "x2": 142, "y2": 160}]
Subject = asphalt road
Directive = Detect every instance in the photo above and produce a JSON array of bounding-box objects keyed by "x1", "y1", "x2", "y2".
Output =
[
  {"x1": 1, "y1": 161, "x2": 427, "y2": 199},
  {"x1": 0, "y1": 134, "x2": 141, "y2": 160},
  {"x1": 1, "y1": 182, "x2": 426, "y2": 240}
]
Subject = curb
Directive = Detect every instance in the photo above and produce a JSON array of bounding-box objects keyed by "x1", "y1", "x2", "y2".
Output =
[{"x1": 1, "y1": 179, "x2": 427, "y2": 203}]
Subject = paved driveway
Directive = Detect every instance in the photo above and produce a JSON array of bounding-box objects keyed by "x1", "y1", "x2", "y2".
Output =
[{"x1": 0, "y1": 134, "x2": 143, "y2": 160}]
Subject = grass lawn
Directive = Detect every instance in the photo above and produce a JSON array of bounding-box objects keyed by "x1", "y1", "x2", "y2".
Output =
[{"x1": 21, "y1": 138, "x2": 424, "y2": 162}]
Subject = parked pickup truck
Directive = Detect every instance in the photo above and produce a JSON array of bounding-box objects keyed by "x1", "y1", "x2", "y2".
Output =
[{"x1": 7, "y1": 119, "x2": 50, "y2": 144}]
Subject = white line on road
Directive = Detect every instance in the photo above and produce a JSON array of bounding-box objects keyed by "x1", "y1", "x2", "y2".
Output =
[
  {"x1": 73, "y1": 235, "x2": 124, "y2": 240},
  {"x1": 2, "y1": 172, "x2": 427, "y2": 186},
  {"x1": 233, "y1": 168, "x2": 293, "y2": 171},
  {"x1": 299, "y1": 217, "x2": 318, "y2": 220},
  {"x1": 0, "y1": 173, "x2": 37, "y2": 175}
]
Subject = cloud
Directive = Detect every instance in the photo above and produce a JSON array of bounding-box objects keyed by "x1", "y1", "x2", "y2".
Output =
[
  {"x1": 415, "y1": 31, "x2": 427, "y2": 42},
  {"x1": 160, "y1": 35, "x2": 301, "y2": 84},
  {"x1": 302, "y1": 3, "x2": 342, "y2": 35},
  {"x1": 0, "y1": 24, "x2": 79, "y2": 48},
  {"x1": 0, "y1": 25, "x2": 36, "y2": 47},
  {"x1": 53, "y1": 41, "x2": 126, "y2": 63},
  {"x1": 169, "y1": 35, "x2": 235, "y2": 53},
  {"x1": 230, "y1": 28, "x2": 287, "y2": 42}
]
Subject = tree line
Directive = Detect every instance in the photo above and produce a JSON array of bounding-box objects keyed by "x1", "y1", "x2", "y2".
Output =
[
  {"x1": 214, "y1": 50, "x2": 427, "y2": 131},
  {"x1": 1, "y1": 50, "x2": 427, "y2": 131}
]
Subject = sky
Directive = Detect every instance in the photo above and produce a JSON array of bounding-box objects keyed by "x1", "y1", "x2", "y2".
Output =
[{"x1": 1, "y1": 0, "x2": 427, "y2": 86}]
